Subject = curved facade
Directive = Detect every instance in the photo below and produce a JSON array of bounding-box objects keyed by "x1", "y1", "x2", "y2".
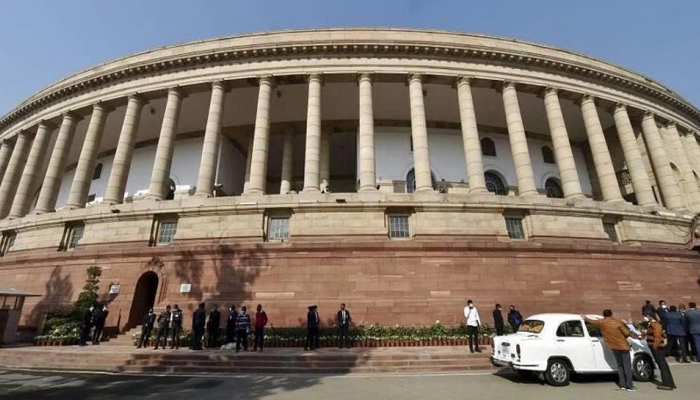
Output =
[{"x1": 1, "y1": 29, "x2": 699, "y2": 331}]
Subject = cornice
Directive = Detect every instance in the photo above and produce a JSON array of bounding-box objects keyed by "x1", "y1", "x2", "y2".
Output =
[{"x1": 1, "y1": 29, "x2": 699, "y2": 136}]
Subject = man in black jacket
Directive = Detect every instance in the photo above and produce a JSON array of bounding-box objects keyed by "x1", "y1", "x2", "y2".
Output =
[
  {"x1": 305, "y1": 305, "x2": 320, "y2": 351},
  {"x1": 507, "y1": 305, "x2": 523, "y2": 332},
  {"x1": 225, "y1": 305, "x2": 238, "y2": 344},
  {"x1": 92, "y1": 304, "x2": 107, "y2": 344},
  {"x1": 137, "y1": 308, "x2": 156, "y2": 348},
  {"x1": 207, "y1": 304, "x2": 221, "y2": 348},
  {"x1": 337, "y1": 303, "x2": 352, "y2": 348},
  {"x1": 493, "y1": 304, "x2": 505, "y2": 336},
  {"x1": 154, "y1": 305, "x2": 171, "y2": 350},
  {"x1": 170, "y1": 304, "x2": 183, "y2": 349},
  {"x1": 192, "y1": 303, "x2": 206, "y2": 350},
  {"x1": 79, "y1": 306, "x2": 94, "y2": 346},
  {"x1": 642, "y1": 300, "x2": 657, "y2": 320}
]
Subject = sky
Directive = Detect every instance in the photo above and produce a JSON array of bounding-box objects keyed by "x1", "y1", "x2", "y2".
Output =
[{"x1": 1, "y1": 0, "x2": 699, "y2": 115}]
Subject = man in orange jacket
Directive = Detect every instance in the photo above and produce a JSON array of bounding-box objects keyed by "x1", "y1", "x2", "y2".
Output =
[{"x1": 584, "y1": 310, "x2": 635, "y2": 391}]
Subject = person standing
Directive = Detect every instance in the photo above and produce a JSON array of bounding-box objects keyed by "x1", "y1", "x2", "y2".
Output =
[
  {"x1": 91, "y1": 304, "x2": 105, "y2": 344},
  {"x1": 657, "y1": 300, "x2": 669, "y2": 327},
  {"x1": 337, "y1": 303, "x2": 352, "y2": 348},
  {"x1": 686, "y1": 302, "x2": 700, "y2": 362},
  {"x1": 79, "y1": 305, "x2": 94, "y2": 346},
  {"x1": 207, "y1": 304, "x2": 221, "y2": 348},
  {"x1": 137, "y1": 308, "x2": 156, "y2": 348},
  {"x1": 192, "y1": 303, "x2": 206, "y2": 350},
  {"x1": 464, "y1": 300, "x2": 481, "y2": 353},
  {"x1": 584, "y1": 310, "x2": 635, "y2": 391},
  {"x1": 225, "y1": 305, "x2": 238, "y2": 344},
  {"x1": 154, "y1": 305, "x2": 172, "y2": 350},
  {"x1": 666, "y1": 305, "x2": 690, "y2": 363},
  {"x1": 235, "y1": 306, "x2": 252, "y2": 352},
  {"x1": 642, "y1": 300, "x2": 657, "y2": 320},
  {"x1": 507, "y1": 305, "x2": 523, "y2": 332},
  {"x1": 493, "y1": 304, "x2": 505, "y2": 336},
  {"x1": 646, "y1": 316, "x2": 676, "y2": 390},
  {"x1": 253, "y1": 304, "x2": 268, "y2": 352},
  {"x1": 305, "y1": 305, "x2": 320, "y2": 351},
  {"x1": 170, "y1": 304, "x2": 183, "y2": 349}
]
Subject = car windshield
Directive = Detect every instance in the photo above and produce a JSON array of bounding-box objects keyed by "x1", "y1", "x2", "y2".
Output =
[{"x1": 518, "y1": 319, "x2": 545, "y2": 334}]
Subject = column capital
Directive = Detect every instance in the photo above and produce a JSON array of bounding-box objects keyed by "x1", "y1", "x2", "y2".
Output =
[
  {"x1": 37, "y1": 119, "x2": 56, "y2": 130},
  {"x1": 358, "y1": 73, "x2": 372, "y2": 82},
  {"x1": 211, "y1": 80, "x2": 228, "y2": 91},
  {"x1": 167, "y1": 86, "x2": 185, "y2": 99},
  {"x1": 92, "y1": 101, "x2": 113, "y2": 113},
  {"x1": 61, "y1": 111, "x2": 80, "y2": 122},
  {"x1": 502, "y1": 81, "x2": 518, "y2": 91},
  {"x1": 614, "y1": 102, "x2": 628, "y2": 112},
  {"x1": 456, "y1": 76, "x2": 473, "y2": 86},
  {"x1": 407, "y1": 73, "x2": 423, "y2": 83},
  {"x1": 664, "y1": 121, "x2": 677, "y2": 129},
  {"x1": 543, "y1": 86, "x2": 559, "y2": 95},
  {"x1": 306, "y1": 73, "x2": 323, "y2": 84},
  {"x1": 126, "y1": 93, "x2": 146, "y2": 106}
]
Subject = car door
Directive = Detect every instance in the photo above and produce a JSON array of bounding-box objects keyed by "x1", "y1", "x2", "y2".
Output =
[
  {"x1": 555, "y1": 320, "x2": 597, "y2": 372},
  {"x1": 585, "y1": 321, "x2": 616, "y2": 371}
]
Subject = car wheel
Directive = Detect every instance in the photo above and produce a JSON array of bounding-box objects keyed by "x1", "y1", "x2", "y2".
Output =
[
  {"x1": 633, "y1": 354, "x2": 654, "y2": 382},
  {"x1": 544, "y1": 359, "x2": 570, "y2": 386}
]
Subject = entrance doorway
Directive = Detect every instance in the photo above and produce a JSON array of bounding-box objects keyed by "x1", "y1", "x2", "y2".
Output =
[{"x1": 126, "y1": 272, "x2": 159, "y2": 331}]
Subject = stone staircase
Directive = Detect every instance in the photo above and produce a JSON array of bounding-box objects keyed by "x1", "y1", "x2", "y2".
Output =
[{"x1": 0, "y1": 345, "x2": 494, "y2": 375}]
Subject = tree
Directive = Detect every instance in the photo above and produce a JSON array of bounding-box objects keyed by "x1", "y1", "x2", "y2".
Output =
[{"x1": 72, "y1": 266, "x2": 102, "y2": 319}]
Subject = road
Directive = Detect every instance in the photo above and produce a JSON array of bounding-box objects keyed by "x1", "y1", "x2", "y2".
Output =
[{"x1": 0, "y1": 364, "x2": 698, "y2": 400}]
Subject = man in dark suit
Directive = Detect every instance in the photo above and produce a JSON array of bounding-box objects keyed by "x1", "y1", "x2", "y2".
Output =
[
  {"x1": 336, "y1": 303, "x2": 352, "y2": 348},
  {"x1": 92, "y1": 304, "x2": 107, "y2": 344},
  {"x1": 305, "y1": 305, "x2": 320, "y2": 351},
  {"x1": 657, "y1": 300, "x2": 670, "y2": 327},
  {"x1": 642, "y1": 300, "x2": 657, "y2": 320},
  {"x1": 507, "y1": 305, "x2": 523, "y2": 332},
  {"x1": 79, "y1": 305, "x2": 94, "y2": 346},
  {"x1": 137, "y1": 308, "x2": 156, "y2": 348},
  {"x1": 686, "y1": 302, "x2": 700, "y2": 362},
  {"x1": 170, "y1": 304, "x2": 183, "y2": 349},
  {"x1": 154, "y1": 305, "x2": 171, "y2": 350},
  {"x1": 225, "y1": 305, "x2": 238, "y2": 344},
  {"x1": 207, "y1": 304, "x2": 221, "y2": 348},
  {"x1": 192, "y1": 303, "x2": 206, "y2": 350},
  {"x1": 493, "y1": 304, "x2": 505, "y2": 336},
  {"x1": 666, "y1": 305, "x2": 690, "y2": 363}
]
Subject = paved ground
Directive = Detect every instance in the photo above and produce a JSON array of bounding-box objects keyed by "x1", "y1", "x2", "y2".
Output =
[{"x1": 0, "y1": 364, "x2": 698, "y2": 400}]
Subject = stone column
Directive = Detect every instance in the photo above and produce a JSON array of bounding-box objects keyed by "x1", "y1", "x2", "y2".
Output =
[
  {"x1": 542, "y1": 88, "x2": 584, "y2": 199},
  {"x1": 303, "y1": 74, "x2": 322, "y2": 192},
  {"x1": 35, "y1": 113, "x2": 78, "y2": 213},
  {"x1": 66, "y1": 103, "x2": 108, "y2": 208},
  {"x1": 408, "y1": 74, "x2": 433, "y2": 192},
  {"x1": 148, "y1": 87, "x2": 183, "y2": 200},
  {"x1": 195, "y1": 81, "x2": 226, "y2": 196},
  {"x1": 246, "y1": 77, "x2": 274, "y2": 195},
  {"x1": 9, "y1": 123, "x2": 52, "y2": 217},
  {"x1": 103, "y1": 95, "x2": 145, "y2": 204},
  {"x1": 280, "y1": 130, "x2": 294, "y2": 194},
  {"x1": 243, "y1": 133, "x2": 253, "y2": 192},
  {"x1": 640, "y1": 112, "x2": 683, "y2": 209},
  {"x1": 681, "y1": 132, "x2": 700, "y2": 178},
  {"x1": 0, "y1": 140, "x2": 14, "y2": 183},
  {"x1": 357, "y1": 73, "x2": 376, "y2": 192},
  {"x1": 502, "y1": 82, "x2": 537, "y2": 196},
  {"x1": 456, "y1": 78, "x2": 486, "y2": 193},
  {"x1": 580, "y1": 95, "x2": 622, "y2": 202},
  {"x1": 612, "y1": 104, "x2": 656, "y2": 207},
  {"x1": 320, "y1": 131, "x2": 330, "y2": 192},
  {"x1": 0, "y1": 131, "x2": 32, "y2": 218},
  {"x1": 664, "y1": 123, "x2": 700, "y2": 208}
]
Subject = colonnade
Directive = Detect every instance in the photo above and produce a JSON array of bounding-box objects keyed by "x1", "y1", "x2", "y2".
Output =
[{"x1": 0, "y1": 72, "x2": 699, "y2": 221}]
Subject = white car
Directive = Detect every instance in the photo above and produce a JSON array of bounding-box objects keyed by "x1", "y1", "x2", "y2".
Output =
[{"x1": 491, "y1": 313, "x2": 655, "y2": 386}]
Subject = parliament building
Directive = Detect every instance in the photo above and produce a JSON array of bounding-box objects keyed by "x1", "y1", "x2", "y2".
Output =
[{"x1": 0, "y1": 29, "x2": 698, "y2": 331}]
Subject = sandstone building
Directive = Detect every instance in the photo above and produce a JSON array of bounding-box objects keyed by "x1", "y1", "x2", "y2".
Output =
[{"x1": 0, "y1": 29, "x2": 698, "y2": 331}]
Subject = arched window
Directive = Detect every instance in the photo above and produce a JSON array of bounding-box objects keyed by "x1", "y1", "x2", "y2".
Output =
[
  {"x1": 542, "y1": 146, "x2": 555, "y2": 164},
  {"x1": 92, "y1": 163, "x2": 103, "y2": 180},
  {"x1": 406, "y1": 168, "x2": 436, "y2": 193},
  {"x1": 481, "y1": 138, "x2": 496, "y2": 157},
  {"x1": 544, "y1": 177, "x2": 564, "y2": 198},
  {"x1": 484, "y1": 171, "x2": 507, "y2": 195}
]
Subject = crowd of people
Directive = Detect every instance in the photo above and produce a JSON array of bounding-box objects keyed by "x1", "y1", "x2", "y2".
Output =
[{"x1": 79, "y1": 304, "x2": 109, "y2": 346}]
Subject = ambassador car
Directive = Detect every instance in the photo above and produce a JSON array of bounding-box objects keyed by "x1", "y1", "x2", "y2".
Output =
[{"x1": 491, "y1": 313, "x2": 654, "y2": 386}]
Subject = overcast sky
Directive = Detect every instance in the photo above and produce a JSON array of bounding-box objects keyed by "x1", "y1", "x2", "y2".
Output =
[{"x1": 1, "y1": 0, "x2": 698, "y2": 115}]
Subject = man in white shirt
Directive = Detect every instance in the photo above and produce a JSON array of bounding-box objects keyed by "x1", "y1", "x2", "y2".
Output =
[{"x1": 464, "y1": 299, "x2": 482, "y2": 353}]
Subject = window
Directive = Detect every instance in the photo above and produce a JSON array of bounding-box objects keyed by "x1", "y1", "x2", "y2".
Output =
[
  {"x1": 556, "y1": 320, "x2": 585, "y2": 337},
  {"x1": 0, "y1": 231, "x2": 16, "y2": 256},
  {"x1": 542, "y1": 146, "x2": 555, "y2": 164},
  {"x1": 60, "y1": 222, "x2": 85, "y2": 251},
  {"x1": 481, "y1": 137, "x2": 496, "y2": 156},
  {"x1": 485, "y1": 171, "x2": 507, "y2": 195},
  {"x1": 505, "y1": 216, "x2": 525, "y2": 239},
  {"x1": 603, "y1": 222, "x2": 618, "y2": 242},
  {"x1": 518, "y1": 320, "x2": 545, "y2": 334},
  {"x1": 405, "y1": 168, "x2": 436, "y2": 193},
  {"x1": 92, "y1": 163, "x2": 103, "y2": 180},
  {"x1": 544, "y1": 178, "x2": 564, "y2": 199},
  {"x1": 388, "y1": 215, "x2": 410, "y2": 239},
  {"x1": 585, "y1": 322, "x2": 602, "y2": 338},
  {"x1": 267, "y1": 217, "x2": 289, "y2": 241},
  {"x1": 150, "y1": 215, "x2": 178, "y2": 246}
]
